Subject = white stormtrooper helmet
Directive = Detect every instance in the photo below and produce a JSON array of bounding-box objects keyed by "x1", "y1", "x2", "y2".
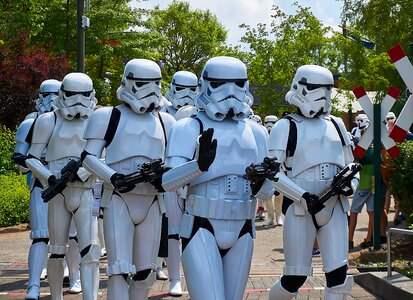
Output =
[
  {"x1": 356, "y1": 113, "x2": 370, "y2": 129},
  {"x1": 36, "y1": 79, "x2": 61, "y2": 114},
  {"x1": 56, "y1": 73, "x2": 96, "y2": 120},
  {"x1": 285, "y1": 65, "x2": 334, "y2": 118},
  {"x1": 165, "y1": 71, "x2": 198, "y2": 110},
  {"x1": 264, "y1": 115, "x2": 278, "y2": 133},
  {"x1": 195, "y1": 56, "x2": 251, "y2": 121},
  {"x1": 117, "y1": 58, "x2": 162, "y2": 114}
]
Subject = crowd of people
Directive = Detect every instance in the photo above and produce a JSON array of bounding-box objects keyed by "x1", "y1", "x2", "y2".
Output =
[{"x1": 12, "y1": 56, "x2": 406, "y2": 300}]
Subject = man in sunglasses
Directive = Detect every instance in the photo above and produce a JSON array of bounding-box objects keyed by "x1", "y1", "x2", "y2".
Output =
[
  {"x1": 25, "y1": 73, "x2": 99, "y2": 300},
  {"x1": 267, "y1": 65, "x2": 355, "y2": 300}
]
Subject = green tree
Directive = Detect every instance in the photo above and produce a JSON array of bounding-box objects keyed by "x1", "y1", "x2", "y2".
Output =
[
  {"x1": 240, "y1": 4, "x2": 337, "y2": 117},
  {"x1": 142, "y1": 1, "x2": 227, "y2": 84},
  {"x1": 340, "y1": 0, "x2": 413, "y2": 98}
]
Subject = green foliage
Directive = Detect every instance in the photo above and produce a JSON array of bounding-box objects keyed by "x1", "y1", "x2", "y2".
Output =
[
  {"x1": 239, "y1": 3, "x2": 337, "y2": 117},
  {"x1": 388, "y1": 141, "x2": 413, "y2": 224},
  {"x1": 0, "y1": 173, "x2": 30, "y2": 227},
  {"x1": 0, "y1": 126, "x2": 18, "y2": 174},
  {"x1": 142, "y1": 1, "x2": 227, "y2": 81},
  {"x1": 342, "y1": 0, "x2": 413, "y2": 93}
]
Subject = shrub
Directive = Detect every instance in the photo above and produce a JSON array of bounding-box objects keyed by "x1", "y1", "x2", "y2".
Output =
[
  {"x1": 388, "y1": 141, "x2": 413, "y2": 224},
  {"x1": 0, "y1": 125, "x2": 18, "y2": 174},
  {"x1": 0, "y1": 173, "x2": 30, "y2": 227}
]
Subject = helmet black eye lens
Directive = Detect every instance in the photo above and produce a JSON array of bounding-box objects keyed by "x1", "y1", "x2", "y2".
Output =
[
  {"x1": 135, "y1": 82, "x2": 149, "y2": 88},
  {"x1": 210, "y1": 82, "x2": 224, "y2": 89},
  {"x1": 41, "y1": 92, "x2": 58, "y2": 97},
  {"x1": 306, "y1": 84, "x2": 318, "y2": 91},
  {"x1": 64, "y1": 90, "x2": 91, "y2": 97},
  {"x1": 190, "y1": 87, "x2": 196, "y2": 92},
  {"x1": 235, "y1": 81, "x2": 245, "y2": 88},
  {"x1": 176, "y1": 86, "x2": 185, "y2": 91}
]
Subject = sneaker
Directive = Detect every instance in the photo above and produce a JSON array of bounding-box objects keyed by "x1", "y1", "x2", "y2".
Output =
[
  {"x1": 348, "y1": 241, "x2": 354, "y2": 250},
  {"x1": 263, "y1": 218, "x2": 274, "y2": 226},
  {"x1": 68, "y1": 279, "x2": 82, "y2": 294},
  {"x1": 40, "y1": 267, "x2": 47, "y2": 280},
  {"x1": 100, "y1": 247, "x2": 107, "y2": 257},
  {"x1": 169, "y1": 279, "x2": 183, "y2": 296},
  {"x1": 156, "y1": 268, "x2": 168, "y2": 280},
  {"x1": 312, "y1": 248, "x2": 321, "y2": 257},
  {"x1": 360, "y1": 240, "x2": 373, "y2": 249}
]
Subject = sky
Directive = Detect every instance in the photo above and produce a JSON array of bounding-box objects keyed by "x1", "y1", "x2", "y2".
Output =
[{"x1": 132, "y1": 0, "x2": 344, "y2": 48}]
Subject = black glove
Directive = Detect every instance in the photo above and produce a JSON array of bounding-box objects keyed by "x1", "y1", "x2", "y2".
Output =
[
  {"x1": 302, "y1": 192, "x2": 324, "y2": 215},
  {"x1": 48, "y1": 175, "x2": 58, "y2": 187},
  {"x1": 197, "y1": 128, "x2": 217, "y2": 172},
  {"x1": 110, "y1": 173, "x2": 135, "y2": 193}
]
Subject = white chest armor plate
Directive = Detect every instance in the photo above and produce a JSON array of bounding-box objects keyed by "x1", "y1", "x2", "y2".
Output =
[
  {"x1": 105, "y1": 107, "x2": 165, "y2": 165},
  {"x1": 46, "y1": 114, "x2": 87, "y2": 162},
  {"x1": 191, "y1": 114, "x2": 259, "y2": 185},
  {"x1": 289, "y1": 117, "x2": 345, "y2": 177}
]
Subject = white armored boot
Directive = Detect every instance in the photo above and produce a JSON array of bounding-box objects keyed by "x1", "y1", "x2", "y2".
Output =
[
  {"x1": 129, "y1": 272, "x2": 156, "y2": 300},
  {"x1": 66, "y1": 238, "x2": 82, "y2": 294},
  {"x1": 166, "y1": 239, "x2": 183, "y2": 296},
  {"x1": 26, "y1": 241, "x2": 48, "y2": 299},
  {"x1": 268, "y1": 280, "x2": 298, "y2": 300},
  {"x1": 324, "y1": 276, "x2": 354, "y2": 300},
  {"x1": 79, "y1": 244, "x2": 100, "y2": 300},
  {"x1": 47, "y1": 257, "x2": 65, "y2": 300}
]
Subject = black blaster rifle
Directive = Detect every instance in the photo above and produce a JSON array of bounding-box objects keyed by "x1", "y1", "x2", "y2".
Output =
[
  {"x1": 116, "y1": 158, "x2": 164, "y2": 193},
  {"x1": 42, "y1": 159, "x2": 82, "y2": 202},
  {"x1": 312, "y1": 163, "x2": 362, "y2": 211},
  {"x1": 244, "y1": 156, "x2": 280, "y2": 182}
]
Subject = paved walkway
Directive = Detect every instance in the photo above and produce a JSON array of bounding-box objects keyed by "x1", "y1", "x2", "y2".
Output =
[{"x1": 0, "y1": 203, "x2": 386, "y2": 299}]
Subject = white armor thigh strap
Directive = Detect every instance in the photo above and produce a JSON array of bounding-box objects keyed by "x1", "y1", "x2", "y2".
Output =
[
  {"x1": 283, "y1": 205, "x2": 315, "y2": 276},
  {"x1": 104, "y1": 194, "x2": 136, "y2": 276},
  {"x1": 181, "y1": 228, "x2": 225, "y2": 300},
  {"x1": 317, "y1": 201, "x2": 349, "y2": 273},
  {"x1": 132, "y1": 198, "x2": 161, "y2": 272},
  {"x1": 72, "y1": 189, "x2": 95, "y2": 250},
  {"x1": 29, "y1": 187, "x2": 49, "y2": 239},
  {"x1": 223, "y1": 234, "x2": 253, "y2": 300},
  {"x1": 47, "y1": 193, "x2": 72, "y2": 254},
  {"x1": 164, "y1": 191, "x2": 184, "y2": 235}
]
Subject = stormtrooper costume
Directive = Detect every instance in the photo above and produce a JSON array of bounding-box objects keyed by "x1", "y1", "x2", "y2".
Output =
[
  {"x1": 13, "y1": 79, "x2": 59, "y2": 299},
  {"x1": 262, "y1": 115, "x2": 284, "y2": 227},
  {"x1": 159, "y1": 56, "x2": 272, "y2": 300},
  {"x1": 25, "y1": 73, "x2": 99, "y2": 300},
  {"x1": 350, "y1": 114, "x2": 370, "y2": 145},
  {"x1": 267, "y1": 65, "x2": 354, "y2": 300},
  {"x1": 81, "y1": 59, "x2": 176, "y2": 300},
  {"x1": 160, "y1": 70, "x2": 199, "y2": 296},
  {"x1": 13, "y1": 79, "x2": 83, "y2": 299}
]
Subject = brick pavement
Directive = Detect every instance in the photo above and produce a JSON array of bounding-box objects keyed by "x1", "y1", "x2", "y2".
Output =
[{"x1": 0, "y1": 206, "x2": 383, "y2": 299}]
